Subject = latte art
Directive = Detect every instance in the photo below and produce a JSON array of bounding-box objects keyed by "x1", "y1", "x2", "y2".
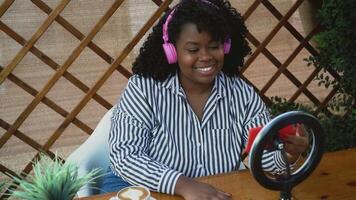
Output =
[{"x1": 117, "y1": 186, "x2": 150, "y2": 200}]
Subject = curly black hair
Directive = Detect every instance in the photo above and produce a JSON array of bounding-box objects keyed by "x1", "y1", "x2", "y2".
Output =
[{"x1": 132, "y1": 0, "x2": 251, "y2": 81}]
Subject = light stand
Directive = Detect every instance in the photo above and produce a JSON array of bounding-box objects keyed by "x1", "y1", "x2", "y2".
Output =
[{"x1": 249, "y1": 111, "x2": 324, "y2": 200}]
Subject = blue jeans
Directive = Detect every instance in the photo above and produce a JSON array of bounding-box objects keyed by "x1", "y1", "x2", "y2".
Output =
[{"x1": 100, "y1": 168, "x2": 131, "y2": 194}]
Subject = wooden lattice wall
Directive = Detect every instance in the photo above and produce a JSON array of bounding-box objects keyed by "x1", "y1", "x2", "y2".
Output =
[{"x1": 0, "y1": 0, "x2": 338, "y2": 198}]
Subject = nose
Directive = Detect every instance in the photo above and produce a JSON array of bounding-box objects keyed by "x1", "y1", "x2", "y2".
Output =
[{"x1": 199, "y1": 48, "x2": 213, "y2": 61}]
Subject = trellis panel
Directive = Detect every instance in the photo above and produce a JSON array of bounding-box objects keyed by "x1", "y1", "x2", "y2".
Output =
[{"x1": 0, "y1": 0, "x2": 339, "y2": 198}]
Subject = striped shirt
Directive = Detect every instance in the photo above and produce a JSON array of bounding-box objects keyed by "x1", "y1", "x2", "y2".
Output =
[{"x1": 109, "y1": 72, "x2": 286, "y2": 194}]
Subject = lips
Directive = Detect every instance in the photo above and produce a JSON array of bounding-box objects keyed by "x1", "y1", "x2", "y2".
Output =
[
  {"x1": 195, "y1": 66, "x2": 213, "y2": 72},
  {"x1": 194, "y1": 64, "x2": 215, "y2": 74}
]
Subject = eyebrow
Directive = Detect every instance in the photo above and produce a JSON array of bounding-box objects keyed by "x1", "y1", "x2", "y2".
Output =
[
  {"x1": 184, "y1": 40, "x2": 218, "y2": 46},
  {"x1": 184, "y1": 41, "x2": 199, "y2": 45}
]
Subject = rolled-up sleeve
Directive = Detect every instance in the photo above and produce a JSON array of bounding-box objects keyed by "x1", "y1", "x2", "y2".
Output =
[
  {"x1": 242, "y1": 86, "x2": 287, "y2": 174},
  {"x1": 109, "y1": 79, "x2": 182, "y2": 194}
]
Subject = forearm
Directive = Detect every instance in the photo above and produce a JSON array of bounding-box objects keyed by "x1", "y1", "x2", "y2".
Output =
[
  {"x1": 174, "y1": 175, "x2": 191, "y2": 196},
  {"x1": 261, "y1": 150, "x2": 296, "y2": 174},
  {"x1": 286, "y1": 152, "x2": 300, "y2": 163},
  {"x1": 111, "y1": 152, "x2": 182, "y2": 194},
  {"x1": 174, "y1": 175, "x2": 232, "y2": 200}
]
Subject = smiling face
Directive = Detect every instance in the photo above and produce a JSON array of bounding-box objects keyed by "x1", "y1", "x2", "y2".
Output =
[{"x1": 175, "y1": 23, "x2": 224, "y2": 91}]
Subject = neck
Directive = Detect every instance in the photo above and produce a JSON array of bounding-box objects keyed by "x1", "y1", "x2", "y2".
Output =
[{"x1": 179, "y1": 77, "x2": 214, "y2": 96}]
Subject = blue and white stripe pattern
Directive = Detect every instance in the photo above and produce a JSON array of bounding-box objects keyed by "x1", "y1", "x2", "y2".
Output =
[{"x1": 109, "y1": 72, "x2": 285, "y2": 194}]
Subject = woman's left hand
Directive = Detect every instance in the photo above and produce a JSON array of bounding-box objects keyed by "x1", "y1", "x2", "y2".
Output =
[{"x1": 284, "y1": 124, "x2": 309, "y2": 163}]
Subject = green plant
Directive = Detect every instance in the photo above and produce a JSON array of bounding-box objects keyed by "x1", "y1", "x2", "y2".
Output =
[
  {"x1": 270, "y1": 97, "x2": 356, "y2": 152},
  {"x1": 299, "y1": 0, "x2": 356, "y2": 151},
  {"x1": 0, "y1": 181, "x2": 5, "y2": 193},
  {"x1": 8, "y1": 154, "x2": 101, "y2": 200},
  {"x1": 319, "y1": 109, "x2": 356, "y2": 152},
  {"x1": 306, "y1": 0, "x2": 356, "y2": 111},
  {"x1": 269, "y1": 96, "x2": 314, "y2": 116}
]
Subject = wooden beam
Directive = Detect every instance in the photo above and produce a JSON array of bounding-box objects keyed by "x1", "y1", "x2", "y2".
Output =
[
  {"x1": 42, "y1": 0, "x2": 173, "y2": 152},
  {"x1": 0, "y1": 0, "x2": 124, "y2": 149},
  {"x1": 0, "y1": 66, "x2": 92, "y2": 134},
  {"x1": 241, "y1": 0, "x2": 305, "y2": 73},
  {"x1": 30, "y1": 0, "x2": 132, "y2": 79},
  {"x1": 260, "y1": 24, "x2": 320, "y2": 96},
  {"x1": 0, "y1": 0, "x2": 71, "y2": 84},
  {"x1": 0, "y1": 119, "x2": 57, "y2": 161},
  {"x1": 0, "y1": 0, "x2": 14, "y2": 17},
  {"x1": 246, "y1": 32, "x2": 320, "y2": 105},
  {"x1": 242, "y1": 0, "x2": 261, "y2": 20},
  {"x1": 0, "y1": 21, "x2": 113, "y2": 110}
]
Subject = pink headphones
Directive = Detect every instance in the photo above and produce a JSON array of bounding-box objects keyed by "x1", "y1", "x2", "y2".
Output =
[{"x1": 162, "y1": 0, "x2": 231, "y2": 64}]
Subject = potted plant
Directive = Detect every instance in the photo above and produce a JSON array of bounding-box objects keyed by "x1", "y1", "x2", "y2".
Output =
[
  {"x1": 298, "y1": 0, "x2": 323, "y2": 46},
  {"x1": 7, "y1": 154, "x2": 101, "y2": 200},
  {"x1": 0, "y1": 181, "x2": 5, "y2": 194}
]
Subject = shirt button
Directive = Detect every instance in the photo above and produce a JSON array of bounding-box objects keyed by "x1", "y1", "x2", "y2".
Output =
[
  {"x1": 197, "y1": 142, "x2": 201, "y2": 147},
  {"x1": 197, "y1": 164, "x2": 203, "y2": 168}
]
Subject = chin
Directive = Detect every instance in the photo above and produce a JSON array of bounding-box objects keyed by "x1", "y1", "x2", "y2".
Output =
[{"x1": 195, "y1": 75, "x2": 217, "y2": 85}]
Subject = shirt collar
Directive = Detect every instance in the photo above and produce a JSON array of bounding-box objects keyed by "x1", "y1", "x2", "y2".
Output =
[
  {"x1": 162, "y1": 72, "x2": 227, "y2": 98},
  {"x1": 161, "y1": 73, "x2": 182, "y2": 95},
  {"x1": 214, "y1": 72, "x2": 226, "y2": 99}
]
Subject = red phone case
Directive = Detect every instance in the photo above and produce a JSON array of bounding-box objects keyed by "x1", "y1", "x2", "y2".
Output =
[{"x1": 244, "y1": 125, "x2": 297, "y2": 154}]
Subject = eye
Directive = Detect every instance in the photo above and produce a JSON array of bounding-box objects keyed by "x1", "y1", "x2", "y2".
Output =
[
  {"x1": 208, "y1": 42, "x2": 220, "y2": 49},
  {"x1": 209, "y1": 45, "x2": 220, "y2": 49},
  {"x1": 186, "y1": 48, "x2": 199, "y2": 53}
]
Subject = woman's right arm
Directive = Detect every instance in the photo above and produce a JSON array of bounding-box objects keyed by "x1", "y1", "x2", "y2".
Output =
[
  {"x1": 175, "y1": 176, "x2": 232, "y2": 200},
  {"x1": 109, "y1": 79, "x2": 182, "y2": 195}
]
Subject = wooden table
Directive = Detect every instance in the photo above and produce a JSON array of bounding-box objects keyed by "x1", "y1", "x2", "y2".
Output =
[{"x1": 79, "y1": 148, "x2": 356, "y2": 200}]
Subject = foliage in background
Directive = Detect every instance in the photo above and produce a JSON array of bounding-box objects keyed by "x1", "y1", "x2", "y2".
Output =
[
  {"x1": 283, "y1": 0, "x2": 356, "y2": 151},
  {"x1": 318, "y1": 110, "x2": 356, "y2": 151},
  {"x1": 306, "y1": 0, "x2": 356, "y2": 112},
  {"x1": 0, "y1": 181, "x2": 5, "y2": 194},
  {"x1": 269, "y1": 96, "x2": 314, "y2": 116},
  {"x1": 269, "y1": 97, "x2": 356, "y2": 152},
  {"x1": 8, "y1": 154, "x2": 101, "y2": 200}
]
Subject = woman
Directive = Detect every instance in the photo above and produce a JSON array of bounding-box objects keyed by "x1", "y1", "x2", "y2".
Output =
[{"x1": 102, "y1": 1, "x2": 308, "y2": 199}]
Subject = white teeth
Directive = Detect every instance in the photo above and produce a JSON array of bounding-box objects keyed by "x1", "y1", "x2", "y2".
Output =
[{"x1": 196, "y1": 66, "x2": 213, "y2": 72}]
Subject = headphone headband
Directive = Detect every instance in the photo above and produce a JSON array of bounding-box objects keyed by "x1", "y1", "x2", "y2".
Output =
[
  {"x1": 162, "y1": 0, "x2": 218, "y2": 44},
  {"x1": 162, "y1": 0, "x2": 231, "y2": 64},
  {"x1": 162, "y1": 9, "x2": 175, "y2": 43}
]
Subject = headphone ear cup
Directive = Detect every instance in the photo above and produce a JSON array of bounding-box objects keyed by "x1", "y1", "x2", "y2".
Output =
[
  {"x1": 163, "y1": 43, "x2": 178, "y2": 64},
  {"x1": 223, "y1": 38, "x2": 231, "y2": 54}
]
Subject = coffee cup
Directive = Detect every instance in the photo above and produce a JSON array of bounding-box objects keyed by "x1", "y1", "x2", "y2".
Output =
[{"x1": 116, "y1": 185, "x2": 151, "y2": 200}]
